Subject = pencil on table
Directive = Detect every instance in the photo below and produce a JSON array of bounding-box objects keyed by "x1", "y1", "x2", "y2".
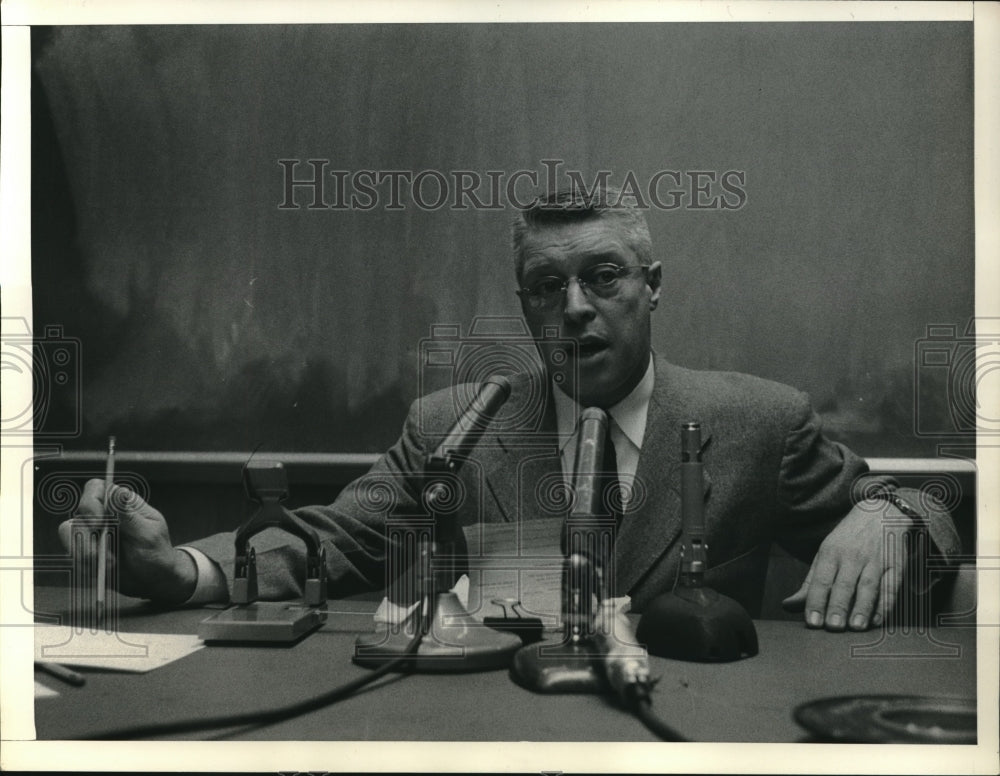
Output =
[{"x1": 35, "y1": 661, "x2": 86, "y2": 687}]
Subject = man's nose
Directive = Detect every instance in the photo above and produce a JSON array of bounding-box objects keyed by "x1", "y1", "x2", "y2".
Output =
[{"x1": 563, "y1": 278, "x2": 596, "y2": 324}]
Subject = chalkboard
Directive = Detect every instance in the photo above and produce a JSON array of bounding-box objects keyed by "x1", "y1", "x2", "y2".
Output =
[{"x1": 29, "y1": 23, "x2": 974, "y2": 457}]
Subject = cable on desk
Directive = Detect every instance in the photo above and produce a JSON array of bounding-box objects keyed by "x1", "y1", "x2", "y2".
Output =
[
  {"x1": 623, "y1": 683, "x2": 689, "y2": 742},
  {"x1": 83, "y1": 596, "x2": 430, "y2": 740}
]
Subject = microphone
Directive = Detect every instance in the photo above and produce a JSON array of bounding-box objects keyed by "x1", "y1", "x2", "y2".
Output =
[
  {"x1": 563, "y1": 407, "x2": 612, "y2": 640},
  {"x1": 354, "y1": 374, "x2": 523, "y2": 673},
  {"x1": 680, "y1": 421, "x2": 708, "y2": 582},
  {"x1": 561, "y1": 407, "x2": 613, "y2": 557},
  {"x1": 571, "y1": 407, "x2": 609, "y2": 517},
  {"x1": 431, "y1": 375, "x2": 511, "y2": 463},
  {"x1": 635, "y1": 421, "x2": 759, "y2": 662},
  {"x1": 511, "y1": 406, "x2": 621, "y2": 693}
]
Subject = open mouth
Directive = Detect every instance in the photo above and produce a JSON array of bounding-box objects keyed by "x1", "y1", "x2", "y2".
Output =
[{"x1": 577, "y1": 338, "x2": 610, "y2": 358}]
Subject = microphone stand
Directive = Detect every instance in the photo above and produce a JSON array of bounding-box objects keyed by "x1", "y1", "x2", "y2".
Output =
[
  {"x1": 198, "y1": 460, "x2": 329, "y2": 643},
  {"x1": 635, "y1": 422, "x2": 758, "y2": 661},
  {"x1": 510, "y1": 407, "x2": 617, "y2": 693},
  {"x1": 353, "y1": 376, "x2": 522, "y2": 672}
]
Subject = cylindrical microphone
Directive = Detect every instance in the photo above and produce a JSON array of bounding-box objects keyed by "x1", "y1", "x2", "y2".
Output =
[
  {"x1": 432, "y1": 375, "x2": 512, "y2": 462},
  {"x1": 562, "y1": 407, "x2": 614, "y2": 635},
  {"x1": 570, "y1": 407, "x2": 609, "y2": 519},
  {"x1": 680, "y1": 421, "x2": 707, "y2": 580}
]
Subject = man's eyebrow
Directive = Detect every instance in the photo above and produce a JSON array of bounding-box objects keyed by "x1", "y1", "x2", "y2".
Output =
[
  {"x1": 582, "y1": 250, "x2": 624, "y2": 262},
  {"x1": 578, "y1": 248, "x2": 629, "y2": 265}
]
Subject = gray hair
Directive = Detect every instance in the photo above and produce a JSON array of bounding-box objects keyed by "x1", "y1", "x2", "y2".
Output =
[{"x1": 511, "y1": 185, "x2": 653, "y2": 281}]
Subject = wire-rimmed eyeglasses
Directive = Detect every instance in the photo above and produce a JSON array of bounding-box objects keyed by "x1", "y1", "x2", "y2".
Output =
[{"x1": 516, "y1": 263, "x2": 651, "y2": 311}]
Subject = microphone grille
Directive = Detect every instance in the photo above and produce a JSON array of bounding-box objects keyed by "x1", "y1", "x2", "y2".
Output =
[
  {"x1": 483, "y1": 373, "x2": 512, "y2": 399},
  {"x1": 580, "y1": 406, "x2": 608, "y2": 424}
]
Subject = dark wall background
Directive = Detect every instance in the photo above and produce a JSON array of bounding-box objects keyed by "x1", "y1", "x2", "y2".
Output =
[{"x1": 31, "y1": 23, "x2": 974, "y2": 456}]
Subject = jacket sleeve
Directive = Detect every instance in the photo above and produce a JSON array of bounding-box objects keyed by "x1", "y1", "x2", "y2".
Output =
[
  {"x1": 772, "y1": 393, "x2": 871, "y2": 562},
  {"x1": 773, "y1": 392, "x2": 960, "y2": 565},
  {"x1": 185, "y1": 399, "x2": 435, "y2": 601}
]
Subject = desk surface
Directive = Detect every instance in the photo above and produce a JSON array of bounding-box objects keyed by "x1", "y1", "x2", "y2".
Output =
[{"x1": 33, "y1": 587, "x2": 977, "y2": 742}]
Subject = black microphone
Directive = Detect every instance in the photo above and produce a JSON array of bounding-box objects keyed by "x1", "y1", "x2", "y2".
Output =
[
  {"x1": 635, "y1": 421, "x2": 759, "y2": 662},
  {"x1": 431, "y1": 375, "x2": 512, "y2": 464},
  {"x1": 680, "y1": 421, "x2": 708, "y2": 582}
]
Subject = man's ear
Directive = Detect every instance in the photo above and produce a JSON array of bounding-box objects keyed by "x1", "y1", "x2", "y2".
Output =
[{"x1": 647, "y1": 261, "x2": 662, "y2": 310}]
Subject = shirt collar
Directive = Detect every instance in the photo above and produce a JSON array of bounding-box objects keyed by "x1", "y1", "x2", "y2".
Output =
[{"x1": 552, "y1": 353, "x2": 655, "y2": 451}]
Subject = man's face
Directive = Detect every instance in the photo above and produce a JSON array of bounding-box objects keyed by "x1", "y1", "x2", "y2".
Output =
[{"x1": 517, "y1": 219, "x2": 662, "y2": 408}]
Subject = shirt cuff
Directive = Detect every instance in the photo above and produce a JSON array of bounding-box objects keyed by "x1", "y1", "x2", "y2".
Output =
[{"x1": 177, "y1": 546, "x2": 229, "y2": 605}]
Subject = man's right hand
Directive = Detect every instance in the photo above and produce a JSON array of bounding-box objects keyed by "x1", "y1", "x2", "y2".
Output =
[{"x1": 58, "y1": 479, "x2": 197, "y2": 605}]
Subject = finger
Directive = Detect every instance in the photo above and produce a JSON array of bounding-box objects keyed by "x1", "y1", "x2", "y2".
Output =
[
  {"x1": 74, "y1": 478, "x2": 111, "y2": 520},
  {"x1": 847, "y1": 561, "x2": 882, "y2": 630},
  {"x1": 877, "y1": 557, "x2": 906, "y2": 627},
  {"x1": 57, "y1": 519, "x2": 75, "y2": 552},
  {"x1": 106, "y1": 483, "x2": 148, "y2": 518},
  {"x1": 781, "y1": 567, "x2": 814, "y2": 612},
  {"x1": 824, "y1": 562, "x2": 863, "y2": 631},
  {"x1": 869, "y1": 588, "x2": 883, "y2": 628},
  {"x1": 57, "y1": 517, "x2": 112, "y2": 563},
  {"x1": 803, "y1": 554, "x2": 839, "y2": 629}
]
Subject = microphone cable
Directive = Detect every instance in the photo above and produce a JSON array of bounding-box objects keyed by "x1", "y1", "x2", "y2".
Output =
[
  {"x1": 82, "y1": 595, "x2": 431, "y2": 740},
  {"x1": 622, "y1": 681, "x2": 689, "y2": 742},
  {"x1": 592, "y1": 606, "x2": 689, "y2": 743}
]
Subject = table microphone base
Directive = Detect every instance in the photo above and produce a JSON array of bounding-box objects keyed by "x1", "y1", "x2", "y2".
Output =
[
  {"x1": 636, "y1": 585, "x2": 758, "y2": 662},
  {"x1": 510, "y1": 639, "x2": 608, "y2": 694},
  {"x1": 353, "y1": 592, "x2": 521, "y2": 672}
]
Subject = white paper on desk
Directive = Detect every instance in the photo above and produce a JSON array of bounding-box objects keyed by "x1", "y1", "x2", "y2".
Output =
[
  {"x1": 462, "y1": 517, "x2": 565, "y2": 624},
  {"x1": 372, "y1": 574, "x2": 471, "y2": 624},
  {"x1": 34, "y1": 626, "x2": 204, "y2": 673},
  {"x1": 34, "y1": 681, "x2": 59, "y2": 699}
]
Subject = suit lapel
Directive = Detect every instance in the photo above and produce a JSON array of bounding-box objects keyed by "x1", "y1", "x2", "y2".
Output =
[
  {"x1": 480, "y1": 372, "x2": 564, "y2": 524},
  {"x1": 481, "y1": 438, "x2": 563, "y2": 523}
]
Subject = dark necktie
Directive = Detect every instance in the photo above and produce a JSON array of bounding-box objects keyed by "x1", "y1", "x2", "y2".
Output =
[
  {"x1": 602, "y1": 420, "x2": 623, "y2": 598},
  {"x1": 602, "y1": 420, "x2": 623, "y2": 529}
]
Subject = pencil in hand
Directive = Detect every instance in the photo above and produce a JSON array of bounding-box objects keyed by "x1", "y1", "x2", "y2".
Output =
[{"x1": 96, "y1": 436, "x2": 116, "y2": 626}]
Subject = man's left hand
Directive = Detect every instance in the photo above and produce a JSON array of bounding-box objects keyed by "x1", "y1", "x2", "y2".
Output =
[{"x1": 781, "y1": 503, "x2": 911, "y2": 631}]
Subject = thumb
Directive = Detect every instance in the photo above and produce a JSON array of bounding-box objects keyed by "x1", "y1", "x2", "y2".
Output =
[
  {"x1": 781, "y1": 566, "x2": 815, "y2": 612},
  {"x1": 57, "y1": 519, "x2": 75, "y2": 552},
  {"x1": 781, "y1": 582, "x2": 809, "y2": 612}
]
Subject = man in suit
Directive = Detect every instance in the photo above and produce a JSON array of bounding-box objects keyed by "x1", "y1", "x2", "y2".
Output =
[{"x1": 64, "y1": 187, "x2": 958, "y2": 631}]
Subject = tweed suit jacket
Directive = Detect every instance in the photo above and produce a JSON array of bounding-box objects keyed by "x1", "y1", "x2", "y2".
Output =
[{"x1": 188, "y1": 356, "x2": 957, "y2": 615}]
